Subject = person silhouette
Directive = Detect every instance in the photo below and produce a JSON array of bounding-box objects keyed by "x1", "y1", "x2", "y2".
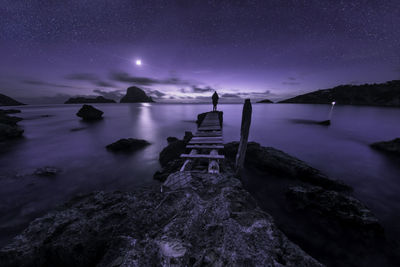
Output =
[{"x1": 212, "y1": 91, "x2": 219, "y2": 111}]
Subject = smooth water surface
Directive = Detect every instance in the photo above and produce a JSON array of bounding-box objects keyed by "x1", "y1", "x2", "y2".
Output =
[{"x1": 1, "y1": 103, "x2": 400, "y2": 247}]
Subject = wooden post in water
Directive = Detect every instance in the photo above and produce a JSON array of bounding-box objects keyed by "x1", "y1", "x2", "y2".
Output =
[{"x1": 235, "y1": 99, "x2": 252, "y2": 176}]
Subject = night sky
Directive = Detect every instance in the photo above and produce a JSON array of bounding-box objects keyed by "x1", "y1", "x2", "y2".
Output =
[{"x1": 1, "y1": 0, "x2": 399, "y2": 104}]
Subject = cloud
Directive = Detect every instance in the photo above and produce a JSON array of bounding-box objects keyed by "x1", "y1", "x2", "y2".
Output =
[
  {"x1": 65, "y1": 73, "x2": 115, "y2": 88},
  {"x1": 146, "y1": 89, "x2": 166, "y2": 98},
  {"x1": 288, "y1": 77, "x2": 297, "y2": 81},
  {"x1": 110, "y1": 71, "x2": 190, "y2": 86},
  {"x1": 282, "y1": 81, "x2": 300, "y2": 85},
  {"x1": 221, "y1": 93, "x2": 241, "y2": 98},
  {"x1": 192, "y1": 86, "x2": 215, "y2": 93},
  {"x1": 21, "y1": 79, "x2": 77, "y2": 89},
  {"x1": 93, "y1": 89, "x2": 125, "y2": 100}
]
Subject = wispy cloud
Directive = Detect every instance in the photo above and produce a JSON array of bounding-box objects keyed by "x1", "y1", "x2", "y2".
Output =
[{"x1": 110, "y1": 71, "x2": 191, "y2": 86}]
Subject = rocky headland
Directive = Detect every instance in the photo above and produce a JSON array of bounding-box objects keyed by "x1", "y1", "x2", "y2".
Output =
[
  {"x1": 0, "y1": 94, "x2": 24, "y2": 106},
  {"x1": 0, "y1": 110, "x2": 24, "y2": 141},
  {"x1": 257, "y1": 99, "x2": 274, "y2": 103},
  {"x1": 279, "y1": 80, "x2": 400, "y2": 107}
]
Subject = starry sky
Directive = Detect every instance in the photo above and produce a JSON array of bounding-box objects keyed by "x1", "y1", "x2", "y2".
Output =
[{"x1": 1, "y1": 0, "x2": 399, "y2": 104}]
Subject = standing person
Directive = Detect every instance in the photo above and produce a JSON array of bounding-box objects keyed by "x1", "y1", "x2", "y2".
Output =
[{"x1": 212, "y1": 91, "x2": 219, "y2": 111}]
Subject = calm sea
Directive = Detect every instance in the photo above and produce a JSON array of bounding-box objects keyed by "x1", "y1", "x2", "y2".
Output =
[{"x1": 1, "y1": 103, "x2": 400, "y2": 247}]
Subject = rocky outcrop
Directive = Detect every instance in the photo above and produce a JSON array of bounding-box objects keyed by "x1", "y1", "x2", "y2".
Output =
[
  {"x1": 106, "y1": 138, "x2": 150, "y2": 152},
  {"x1": 224, "y1": 142, "x2": 351, "y2": 191},
  {"x1": 0, "y1": 172, "x2": 322, "y2": 267},
  {"x1": 76, "y1": 105, "x2": 103, "y2": 121},
  {"x1": 0, "y1": 109, "x2": 21, "y2": 114},
  {"x1": 370, "y1": 138, "x2": 400, "y2": 156},
  {"x1": 257, "y1": 99, "x2": 274, "y2": 103},
  {"x1": 120, "y1": 86, "x2": 154, "y2": 103},
  {"x1": 280, "y1": 80, "x2": 400, "y2": 107},
  {"x1": 196, "y1": 111, "x2": 223, "y2": 126},
  {"x1": 0, "y1": 94, "x2": 24, "y2": 106},
  {"x1": 0, "y1": 113, "x2": 24, "y2": 141},
  {"x1": 65, "y1": 96, "x2": 116, "y2": 104},
  {"x1": 286, "y1": 185, "x2": 382, "y2": 234}
]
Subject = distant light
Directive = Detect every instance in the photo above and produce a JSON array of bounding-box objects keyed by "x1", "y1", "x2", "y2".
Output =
[
  {"x1": 332, "y1": 101, "x2": 336, "y2": 105},
  {"x1": 135, "y1": 59, "x2": 142, "y2": 66}
]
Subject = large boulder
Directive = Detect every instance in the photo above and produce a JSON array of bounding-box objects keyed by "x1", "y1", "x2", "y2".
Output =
[
  {"x1": 0, "y1": 173, "x2": 322, "y2": 267},
  {"x1": 120, "y1": 86, "x2": 154, "y2": 103},
  {"x1": 76, "y1": 105, "x2": 103, "y2": 121},
  {"x1": 0, "y1": 93, "x2": 24, "y2": 106},
  {"x1": 224, "y1": 142, "x2": 351, "y2": 191},
  {"x1": 286, "y1": 185, "x2": 382, "y2": 235},
  {"x1": 65, "y1": 96, "x2": 116, "y2": 104},
  {"x1": 0, "y1": 123, "x2": 24, "y2": 141},
  {"x1": 106, "y1": 138, "x2": 150, "y2": 152},
  {"x1": 370, "y1": 138, "x2": 400, "y2": 156}
]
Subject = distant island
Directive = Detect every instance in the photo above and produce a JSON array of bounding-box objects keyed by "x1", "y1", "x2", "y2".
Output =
[
  {"x1": 0, "y1": 93, "x2": 24, "y2": 106},
  {"x1": 279, "y1": 80, "x2": 400, "y2": 107},
  {"x1": 257, "y1": 99, "x2": 274, "y2": 103},
  {"x1": 120, "y1": 86, "x2": 154, "y2": 103},
  {"x1": 65, "y1": 96, "x2": 116, "y2": 104}
]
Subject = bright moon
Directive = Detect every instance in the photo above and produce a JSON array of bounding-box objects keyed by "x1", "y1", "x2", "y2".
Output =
[{"x1": 135, "y1": 59, "x2": 142, "y2": 66}]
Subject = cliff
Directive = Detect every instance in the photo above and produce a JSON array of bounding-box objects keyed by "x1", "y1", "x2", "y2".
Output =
[
  {"x1": 120, "y1": 86, "x2": 154, "y2": 103},
  {"x1": 279, "y1": 80, "x2": 400, "y2": 107}
]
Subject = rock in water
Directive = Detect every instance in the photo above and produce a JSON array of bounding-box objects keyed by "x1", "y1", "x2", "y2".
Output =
[
  {"x1": 120, "y1": 86, "x2": 154, "y2": 103},
  {"x1": 76, "y1": 104, "x2": 103, "y2": 121},
  {"x1": 0, "y1": 109, "x2": 21, "y2": 114},
  {"x1": 0, "y1": 173, "x2": 322, "y2": 266},
  {"x1": 106, "y1": 138, "x2": 150, "y2": 152},
  {"x1": 370, "y1": 138, "x2": 400, "y2": 156},
  {"x1": 34, "y1": 166, "x2": 61, "y2": 176},
  {"x1": 0, "y1": 93, "x2": 24, "y2": 106},
  {"x1": 257, "y1": 99, "x2": 274, "y2": 103},
  {"x1": 0, "y1": 124, "x2": 24, "y2": 141},
  {"x1": 65, "y1": 96, "x2": 116, "y2": 104}
]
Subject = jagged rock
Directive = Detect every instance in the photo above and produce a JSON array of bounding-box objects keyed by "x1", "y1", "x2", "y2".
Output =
[
  {"x1": 0, "y1": 173, "x2": 322, "y2": 267},
  {"x1": 159, "y1": 133, "x2": 192, "y2": 168},
  {"x1": 65, "y1": 96, "x2": 116, "y2": 104},
  {"x1": 0, "y1": 109, "x2": 21, "y2": 114},
  {"x1": 106, "y1": 138, "x2": 150, "y2": 152},
  {"x1": 76, "y1": 104, "x2": 103, "y2": 121},
  {"x1": 34, "y1": 166, "x2": 61, "y2": 176},
  {"x1": 224, "y1": 142, "x2": 351, "y2": 191},
  {"x1": 154, "y1": 159, "x2": 183, "y2": 182},
  {"x1": 120, "y1": 86, "x2": 154, "y2": 103},
  {"x1": 286, "y1": 185, "x2": 382, "y2": 234},
  {"x1": 196, "y1": 111, "x2": 223, "y2": 126},
  {"x1": 370, "y1": 138, "x2": 400, "y2": 156},
  {"x1": 0, "y1": 93, "x2": 24, "y2": 106},
  {"x1": 257, "y1": 99, "x2": 274, "y2": 103},
  {"x1": 0, "y1": 123, "x2": 24, "y2": 141},
  {"x1": 279, "y1": 80, "x2": 400, "y2": 107}
]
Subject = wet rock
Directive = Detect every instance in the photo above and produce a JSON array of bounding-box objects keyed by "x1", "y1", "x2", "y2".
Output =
[
  {"x1": 317, "y1": 120, "x2": 331, "y2": 126},
  {"x1": 0, "y1": 109, "x2": 21, "y2": 114},
  {"x1": 0, "y1": 123, "x2": 24, "y2": 141},
  {"x1": 76, "y1": 104, "x2": 103, "y2": 121},
  {"x1": 70, "y1": 127, "x2": 87, "y2": 132},
  {"x1": 196, "y1": 111, "x2": 223, "y2": 126},
  {"x1": 154, "y1": 159, "x2": 184, "y2": 182},
  {"x1": 166, "y1": 136, "x2": 179, "y2": 144},
  {"x1": 106, "y1": 138, "x2": 150, "y2": 152},
  {"x1": 183, "y1": 131, "x2": 193, "y2": 143},
  {"x1": 0, "y1": 173, "x2": 322, "y2": 267},
  {"x1": 0, "y1": 114, "x2": 23, "y2": 126},
  {"x1": 34, "y1": 166, "x2": 61, "y2": 176},
  {"x1": 224, "y1": 142, "x2": 351, "y2": 191},
  {"x1": 286, "y1": 185, "x2": 383, "y2": 234},
  {"x1": 370, "y1": 138, "x2": 400, "y2": 156},
  {"x1": 159, "y1": 133, "x2": 192, "y2": 168}
]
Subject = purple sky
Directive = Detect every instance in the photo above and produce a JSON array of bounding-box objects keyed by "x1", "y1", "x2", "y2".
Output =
[{"x1": 1, "y1": 0, "x2": 399, "y2": 104}]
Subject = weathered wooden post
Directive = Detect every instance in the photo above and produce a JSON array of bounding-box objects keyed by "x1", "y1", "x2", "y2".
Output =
[{"x1": 235, "y1": 99, "x2": 252, "y2": 175}]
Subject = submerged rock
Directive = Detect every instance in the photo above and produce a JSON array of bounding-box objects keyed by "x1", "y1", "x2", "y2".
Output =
[
  {"x1": 0, "y1": 173, "x2": 322, "y2": 267},
  {"x1": 370, "y1": 138, "x2": 400, "y2": 156},
  {"x1": 224, "y1": 142, "x2": 351, "y2": 191},
  {"x1": 34, "y1": 166, "x2": 61, "y2": 176},
  {"x1": 76, "y1": 104, "x2": 103, "y2": 121},
  {"x1": 286, "y1": 185, "x2": 382, "y2": 234},
  {"x1": 106, "y1": 138, "x2": 150, "y2": 152}
]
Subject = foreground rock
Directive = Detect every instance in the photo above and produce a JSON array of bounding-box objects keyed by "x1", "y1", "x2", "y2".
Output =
[
  {"x1": 76, "y1": 104, "x2": 103, "y2": 121},
  {"x1": 65, "y1": 96, "x2": 116, "y2": 104},
  {"x1": 370, "y1": 138, "x2": 400, "y2": 156},
  {"x1": 34, "y1": 166, "x2": 61, "y2": 177},
  {"x1": 120, "y1": 86, "x2": 154, "y2": 103},
  {"x1": 286, "y1": 185, "x2": 382, "y2": 235},
  {"x1": 106, "y1": 138, "x2": 150, "y2": 152},
  {"x1": 279, "y1": 80, "x2": 400, "y2": 107},
  {"x1": 0, "y1": 124, "x2": 24, "y2": 141},
  {"x1": 0, "y1": 172, "x2": 322, "y2": 267},
  {"x1": 224, "y1": 142, "x2": 351, "y2": 191},
  {"x1": 0, "y1": 93, "x2": 24, "y2": 106}
]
